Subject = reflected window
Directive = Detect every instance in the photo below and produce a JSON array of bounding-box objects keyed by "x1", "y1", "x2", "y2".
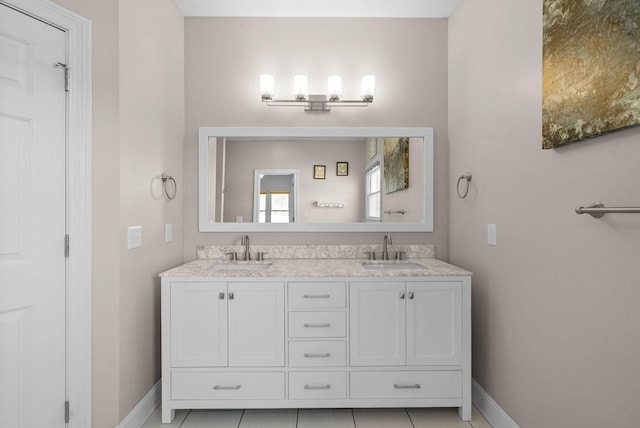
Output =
[
  {"x1": 365, "y1": 163, "x2": 381, "y2": 221},
  {"x1": 259, "y1": 191, "x2": 291, "y2": 223}
]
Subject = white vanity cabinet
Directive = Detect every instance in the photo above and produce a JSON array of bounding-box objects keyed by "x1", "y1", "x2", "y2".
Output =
[
  {"x1": 162, "y1": 280, "x2": 285, "y2": 422},
  {"x1": 161, "y1": 273, "x2": 470, "y2": 424},
  {"x1": 348, "y1": 280, "x2": 466, "y2": 406},
  {"x1": 169, "y1": 281, "x2": 285, "y2": 367},
  {"x1": 349, "y1": 281, "x2": 462, "y2": 367}
]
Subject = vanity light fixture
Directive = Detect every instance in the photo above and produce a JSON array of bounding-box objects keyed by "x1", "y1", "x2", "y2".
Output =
[{"x1": 259, "y1": 74, "x2": 375, "y2": 111}]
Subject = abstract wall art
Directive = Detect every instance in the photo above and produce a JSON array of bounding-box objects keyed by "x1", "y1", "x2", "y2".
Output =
[
  {"x1": 383, "y1": 137, "x2": 409, "y2": 193},
  {"x1": 542, "y1": 0, "x2": 640, "y2": 149}
]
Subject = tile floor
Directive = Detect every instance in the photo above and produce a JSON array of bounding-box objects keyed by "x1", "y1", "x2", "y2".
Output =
[{"x1": 142, "y1": 406, "x2": 493, "y2": 428}]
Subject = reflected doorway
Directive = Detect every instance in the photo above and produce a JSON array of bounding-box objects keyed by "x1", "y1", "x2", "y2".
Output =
[{"x1": 253, "y1": 169, "x2": 299, "y2": 223}]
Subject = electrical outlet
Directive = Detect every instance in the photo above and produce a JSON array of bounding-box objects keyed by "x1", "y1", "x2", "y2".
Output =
[
  {"x1": 165, "y1": 224, "x2": 173, "y2": 243},
  {"x1": 488, "y1": 224, "x2": 497, "y2": 246},
  {"x1": 127, "y1": 226, "x2": 142, "y2": 249}
]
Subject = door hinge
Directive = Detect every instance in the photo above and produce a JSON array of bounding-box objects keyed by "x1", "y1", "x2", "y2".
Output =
[
  {"x1": 65, "y1": 234, "x2": 69, "y2": 258},
  {"x1": 65, "y1": 400, "x2": 70, "y2": 423},
  {"x1": 53, "y1": 62, "x2": 70, "y2": 92}
]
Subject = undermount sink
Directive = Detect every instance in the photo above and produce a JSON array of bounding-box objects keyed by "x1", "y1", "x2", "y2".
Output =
[
  {"x1": 209, "y1": 263, "x2": 272, "y2": 271},
  {"x1": 361, "y1": 262, "x2": 425, "y2": 270}
]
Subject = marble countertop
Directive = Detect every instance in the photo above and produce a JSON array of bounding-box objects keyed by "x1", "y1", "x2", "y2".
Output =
[{"x1": 160, "y1": 258, "x2": 472, "y2": 279}]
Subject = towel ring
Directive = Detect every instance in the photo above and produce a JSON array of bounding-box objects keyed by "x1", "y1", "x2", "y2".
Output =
[
  {"x1": 457, "y1": 173, "x2": 472, "y2": 199},
  {"x1": 161, "y1": 173, "x2": 177, "y2": 200}
]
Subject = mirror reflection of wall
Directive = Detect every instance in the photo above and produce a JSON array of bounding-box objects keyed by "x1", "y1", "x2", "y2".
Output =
[{"x1": 221, "y1": 139, "x2": 366, "y2": 223}]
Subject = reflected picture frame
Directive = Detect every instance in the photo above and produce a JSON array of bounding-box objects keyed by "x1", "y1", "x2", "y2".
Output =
[
  {"x1": 336, "y1": 162, "x2": 349, "y2": 176},
  {"x1": 313, "y1": 165, "x2": 326, "y2": 179}
]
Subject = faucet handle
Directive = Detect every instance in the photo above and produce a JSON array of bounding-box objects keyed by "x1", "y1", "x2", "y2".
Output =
[
  {"x1": 395, "y1": 251, "x2": 406, "y2": 261},
  {"x1": 256, "y1": 251, "x2": 267, "y2": 261},
  {"x1": 364, "y1": 251, "x2": 376, "y2": 260},
  {"x1": 226, "y1": 252, "x2": 238, "y2": 261}
]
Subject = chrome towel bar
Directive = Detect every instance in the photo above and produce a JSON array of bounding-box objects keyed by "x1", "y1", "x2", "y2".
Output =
[{"x1": 575, "y1": 202, "x2": 640, "y2": 218}]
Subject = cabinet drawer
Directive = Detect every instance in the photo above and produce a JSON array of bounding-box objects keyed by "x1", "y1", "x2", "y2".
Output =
[
  {"x1": 350, "y1": 371, "x2": 461, "y2": 399},
  {"x1": 289, "y1": 372, "x2": 347, "y2": 399},
  {"x1": 289, "y1": 341, "x2": 346, "y2": 367},
  {"x1": 288, "y1": 312, "x2": 346, "y2": 338},
  {"x1": 288, "y1": 282, "x2": 346, "y2": 309},
  {"x1": 171, "y1": 372, "x2": 284, "y2": 400}
]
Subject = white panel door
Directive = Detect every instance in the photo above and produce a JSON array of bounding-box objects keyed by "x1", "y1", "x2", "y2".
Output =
[
  {"x1": 350, "y1": 282, "x2": 406, "y2": 366},
  {"x1": 228, "y1": 282, "x2": 284, "y2": 367},
  {"x1": 407, "y1": 281, "x2": 462, "y2": 366},
  {"x1": 170, "y1": 282, "x2": 228, "y2": 367},
  {"x1": 0, "y1": 4, "x2": 67, "y2": 427}
]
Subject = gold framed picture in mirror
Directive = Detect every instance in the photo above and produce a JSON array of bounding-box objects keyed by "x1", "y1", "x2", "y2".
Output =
[
  {"x1": 313, "y1": 165, "x2": 326, "y2": 179},
  {"x1": 336, "y1": 162, "x2": 349, "y2": 176}
]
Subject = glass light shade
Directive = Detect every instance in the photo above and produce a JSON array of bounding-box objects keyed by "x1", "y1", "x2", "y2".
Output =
[
  {"x1": 361, "y1": 75, "x2": 376, "y2": 101},
  {"x1": 327, "y1": 75, "x2": 342, "y2": 101},
  {"x1": 293, "y1": 74, "x2": 308, "y2": 100},
  {"x1": 260, "y1": 74, "x2": 274, "y2": 100}
]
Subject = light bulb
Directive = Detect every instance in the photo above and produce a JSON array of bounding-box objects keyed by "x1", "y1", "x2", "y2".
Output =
[
  {"x1": 260, "y1": 74, "x2": 274, "y2": 100},
  {"x1": 293, "y1": 74, "x2": 308, "y2": 101},
  {"x1": 361, "y1": 75, "x2": 375, "y2": 102},
  {"x1": 328, "y1": 75, "x2": 342, "y2": 101}
]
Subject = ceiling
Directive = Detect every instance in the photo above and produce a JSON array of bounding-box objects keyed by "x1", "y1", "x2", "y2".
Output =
[{"x1": 174, "y1": 0, "x2": 460, "y2": 18}]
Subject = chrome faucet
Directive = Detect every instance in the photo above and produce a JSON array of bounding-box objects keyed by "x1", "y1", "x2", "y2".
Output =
[
  {"x1": 382, "y1": 234, "x2": 392, "y2": 260},
  {"x1": 241, "y1": 234, "x2": 251, "y2": 261}
]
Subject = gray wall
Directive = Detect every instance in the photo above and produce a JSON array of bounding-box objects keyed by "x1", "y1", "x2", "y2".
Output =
[
  {"x1": 222, "y1": 140, "x2": 365, "y2": 223},
  {"x1": 51, "y1": 1, "x2": 185, "y2": 426},
  {"x1": 449, "y1": 1, "x2": 640, "y2": 426},
  {"x1": 183, "y1": 17, "x2": 449, "y2": 258}
]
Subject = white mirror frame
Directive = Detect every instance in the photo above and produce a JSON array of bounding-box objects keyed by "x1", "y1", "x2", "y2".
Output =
[{"x1": 198, "y1": 127, "x2": 434, "y2": 232}]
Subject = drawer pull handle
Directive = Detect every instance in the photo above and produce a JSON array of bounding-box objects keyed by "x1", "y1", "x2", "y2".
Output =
[
  {"x1": 303, "y1": 323, "x2": 331, "y2": 328},
  {"x1": 303, "y1": 294, "x2": 331, "y2": 299},
  {"x1": 304, "y1": 384, "x2": 331, "y2": 390},
  {"x1": 213, "y1": 385, "x2": 241, "y2": 390},
  {"x1": 394, "y1": 383, "x2": 421, "y2": 389},
  {"x1": 304, "y1": 352, "x2": 332, "y2": 358}
]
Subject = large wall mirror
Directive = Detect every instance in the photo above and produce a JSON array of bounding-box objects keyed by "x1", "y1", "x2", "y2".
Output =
[{"x1": 198, "y1": 127, "x2": 433, "y2": 232}]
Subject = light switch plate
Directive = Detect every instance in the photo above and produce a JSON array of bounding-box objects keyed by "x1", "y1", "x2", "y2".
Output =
[
  {"x1": 165, "y1": 223, "x2": 173, "y2": 243},
  {"x1": 488, "y1": 224, "x2": 497, "y2": 246},
  {"x1": 127, "y1": 226, "x2": 142, "y2": 249}
]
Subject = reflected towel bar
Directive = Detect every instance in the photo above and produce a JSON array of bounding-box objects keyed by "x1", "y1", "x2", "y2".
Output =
[{"x1": 575, "y1": 202, "x2": 640, "y2": 218}]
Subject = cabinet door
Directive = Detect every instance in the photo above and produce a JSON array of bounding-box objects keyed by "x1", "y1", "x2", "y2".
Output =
[
  {"x1": 350, "y1": 282, "x2": 406, "y2": 366},
  {"x1": 228, "y1": 282, "x2": 285, "y2": 367},
  {"x1": 170, "y1": 282, "x2": 227, "y2": 367},
  {"x1": 406, "y1": 281, "x2": 462, "y2": 365}
]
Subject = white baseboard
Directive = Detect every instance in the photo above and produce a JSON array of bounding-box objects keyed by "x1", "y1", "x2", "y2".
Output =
[
  {"x1": 116, "y1": 380, "x2": 161, "y2": 428},
  {"x1": 472, "y1": 379, "x2": 520, "y2": 428}
]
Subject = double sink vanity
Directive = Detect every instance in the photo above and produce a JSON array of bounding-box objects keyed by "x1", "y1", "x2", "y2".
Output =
[{"x1": 160, "y1": 243, "x2": 472, "y2": 423}]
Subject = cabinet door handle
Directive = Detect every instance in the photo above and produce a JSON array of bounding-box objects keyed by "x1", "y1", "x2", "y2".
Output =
[
  {"x1": 304, "y1": 352, "x2": 332, "y2": 358},
  {"x1": 304, "y1": 384, "x2": 331, "y2": 390},
  {"x1": 393, "y1": 383, "x2": 421, "y2": 389},
  {"x1": 408, "y1": 292, "x2": 414, "y2": 299},
  {"x1": 399, "y1": 292, "x2": 405, "y2": 299},
  {"x1": 213, "y1": 385, "x2": 241, "y2": 390},
  {"x1": 303, "y1": 323, "x2": 331, "y2": 328},
  {"x1": 219, "y1": 292, "x2": 225, "y2": 300},
  {"x1": 302, "y1": 294, "x2": 331, "y2": 299},
  {"x1": 228, "y1": 292, "x2": 234, "y2": 300}
]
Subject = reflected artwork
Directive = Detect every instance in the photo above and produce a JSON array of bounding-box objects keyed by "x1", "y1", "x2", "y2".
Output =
[
  {"x1": 383, "y1": 137, "x2": 409, "y2": 193},
  {"x1": 542, "y1": 0, "x2": 640, "y2": 149}
]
